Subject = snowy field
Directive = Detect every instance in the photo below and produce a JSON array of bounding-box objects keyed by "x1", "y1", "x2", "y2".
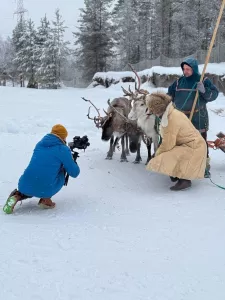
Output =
[{"x1": 1, "y1": 83, "x2": 225, "y2": 300}]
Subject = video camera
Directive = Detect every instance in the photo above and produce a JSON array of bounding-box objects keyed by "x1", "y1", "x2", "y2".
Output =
[
  {"x1": 64, "y1": 135, "x2": 90, "y2": 186},
  {"x1": 68, "y1": 135, "x2": 90, "y2": 153}
]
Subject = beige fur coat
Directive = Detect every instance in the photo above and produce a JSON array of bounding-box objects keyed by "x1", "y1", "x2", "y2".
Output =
[{"x1": 146, "y1": 102, "x2": 207, "y2": 180}]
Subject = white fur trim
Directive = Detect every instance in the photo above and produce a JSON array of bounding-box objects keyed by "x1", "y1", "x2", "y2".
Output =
[
  {"x1": 161, "y1": 102, "x2": 173, "y2": 128},
  {"x1": 113, "y1": 131, "x2": 124, "y2": 138}
]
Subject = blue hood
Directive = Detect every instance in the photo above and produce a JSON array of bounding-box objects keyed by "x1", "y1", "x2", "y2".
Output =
[
  {"x1": 181, "y1": 57, "x2": 200, "y2": 75},
  {"x1": 38, "y1": 134, "x2": 64, "y2": 148}
]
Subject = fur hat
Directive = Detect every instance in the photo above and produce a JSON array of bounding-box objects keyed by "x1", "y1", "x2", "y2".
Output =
[
  {"x1": 146, "y1": 92, "x2": 172, "y2": 116},
  {"x1": 51, "y1": 124, "x2": 68, "y2": 140}
]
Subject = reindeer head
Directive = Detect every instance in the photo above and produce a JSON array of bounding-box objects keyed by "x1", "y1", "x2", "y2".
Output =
[
  {"x1": 83, "y1": 97, "x2": 130, "y2": 142},
  {"x1": 128, "y1": 99, "x2": 145, "y2": 121},
  {"x1": 82, "y1": 97, "x2": 112, "y2": 129},
  {"x1": 129, "y1": 91, "x2": 150, "y2": 121}
]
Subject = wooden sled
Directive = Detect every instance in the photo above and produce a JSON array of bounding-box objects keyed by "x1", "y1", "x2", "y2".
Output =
[{"x1": 207, "y1": 132, "x2": 225, "y2": 153}]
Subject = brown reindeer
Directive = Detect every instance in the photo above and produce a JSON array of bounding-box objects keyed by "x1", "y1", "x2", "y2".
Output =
[{"x1": 82, "y1": 97, "x2": 143, "y2": 163}]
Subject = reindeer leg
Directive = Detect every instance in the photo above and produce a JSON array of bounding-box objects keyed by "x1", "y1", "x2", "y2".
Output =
[
  {"x1": 152, "y1": 134, "x2": 160, "y2": 158},
  {"x1": 134, "y1": 136, "x2": 142, "y2": 164},
  {"x1": 113, "y1": 137, "x2": 120, "y2": 152},
  {"x1": 125, "y1": 134, "x2": 130, "y2": 156},
  {"x1": 145, "y1": 138, "x2": 152, "y2": 165},
  {"x1": 106, "y1": 136, "x2": 114, "y2": 160},
  {"x1": 120, "y1": 135, "x2": 128, "y2": 162}
]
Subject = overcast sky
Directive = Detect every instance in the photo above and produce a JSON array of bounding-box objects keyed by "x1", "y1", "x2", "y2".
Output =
[{"x1": 0, "y1": 0, "x2": 85, "y2": 41}]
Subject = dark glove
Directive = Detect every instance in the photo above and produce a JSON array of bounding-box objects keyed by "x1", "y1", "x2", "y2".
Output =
[{"x1": 196, "y1": 82, "x2": 205, "y2": 94}]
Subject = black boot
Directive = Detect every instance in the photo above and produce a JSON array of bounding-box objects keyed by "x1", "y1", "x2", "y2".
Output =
[
  {"x1": 170, "y1": 179, "x2": 192, "y2": 191},
  {"x1": 170, "y1": 176, "x2": 179, "y2": 182}
]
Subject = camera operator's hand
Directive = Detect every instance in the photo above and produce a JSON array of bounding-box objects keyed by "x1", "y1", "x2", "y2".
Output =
[{"x1": 60, "y1": 147, "x2": 80, "y2": 178}]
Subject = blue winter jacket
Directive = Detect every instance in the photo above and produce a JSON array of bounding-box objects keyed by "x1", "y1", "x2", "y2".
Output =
[
  {"x1": 18, "y1": 134, "x2": 80, "y2": 198},
  {"x1": 168, "y1": 58, "x2": 219, "y2": 132}
]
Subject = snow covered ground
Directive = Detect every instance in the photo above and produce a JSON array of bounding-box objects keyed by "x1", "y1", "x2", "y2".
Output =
[{"x1": 1, "y1": 83, "x2": 225, "y2": 300}]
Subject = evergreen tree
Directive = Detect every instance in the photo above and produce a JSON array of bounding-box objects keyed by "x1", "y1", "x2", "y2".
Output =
[
  {"x1": 52, "y1": 8, "x2": 70, "y2": 85},
  {"x1": 12, "y1": 17, "x2": 28, "y2": 83},
  {"x1": 36, "y1": 15, "x2": 57, "y2": 88},
  {"x1": 0, "y1": 36, "x2": 15, "y2": 85},
  {"x1": 112, "y1": 0, "x2": 140, "y2": 66},
  {"x1": 0, "y1": 37, "x2": 14, "y2": 74},
  {"x1": 36, "y1": 10, "x2": 69, "y2": 88},
  {"x1": 74, "y1": 0, "x2": 114, "y2": 83},
  {"x1": 24, "y1": 19, "x2": 38, "y2": 87}
]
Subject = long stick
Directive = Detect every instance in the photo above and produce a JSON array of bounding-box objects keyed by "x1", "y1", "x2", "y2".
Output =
[{"x1": 189, "y1": 0, "x2": 225, "y2": 121}]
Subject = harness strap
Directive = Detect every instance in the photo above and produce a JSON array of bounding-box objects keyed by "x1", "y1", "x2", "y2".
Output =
[
  {"x1": 181, "y1": 105, "x2": 205, "y2": 115},
  {"x1": 175, "y1": 76, "x2": 208, "y2": 92},
  {"x1": 176, "y1": 88, "x2": 197, "y2": 92}
]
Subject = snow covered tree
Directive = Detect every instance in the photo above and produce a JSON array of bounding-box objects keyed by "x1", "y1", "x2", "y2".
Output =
[
  {"x1": 198, "y1": 0, "x2": 222, "y2": 51},
  {"x1": 36, "y1": 15, "x2": 56, "y2": 87},
  {"x1": 0, "y1": 37, "x2": 15, "y2": 75},
  {"x1": 169, "y1": 0, "x2": 224, "y2": 58},
  {"x1": 138, "y1": 0, "x2": 161, "y2": 60},
  {"x1": 158, "y1": 0, "x2": 174, "y2": 58},
  {"x1": 112, "y1": 0, "x2": 140, "y2": 66},
  {"x1": 112, "y1": 0, "x2": 161, "y2": 69},
  {"x1": 52, "y1": 8, "x2": 70, "y2": 85},
  {"x1": 110, "y1": 0, "x2": 225, "y2": 68},
  {"x1": 12, "y1": 19, "x2": 38, "y2": 87},
  {"x1": 36, "y1": 10, "x2": 70, "y2": 88},
  {"x1": 12, "y1": 18, "x2": 28, "y2": 85},
  {"x1": 0, "y1": 37, "x2": 15, "y2": 85},
  {"x1": 24, "y1": 19, "x2": 38, "y2": 87},
  {"x1": 74, "y1": 0, "x2": 114, "y2": 83}
]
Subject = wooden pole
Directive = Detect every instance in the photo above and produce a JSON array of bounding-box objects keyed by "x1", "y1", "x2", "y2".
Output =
[{"x1": 189, "y1": 0, "x2": 225, "y2": 121}]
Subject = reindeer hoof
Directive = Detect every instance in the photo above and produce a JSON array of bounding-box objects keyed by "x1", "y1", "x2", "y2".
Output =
[
  {"x1": 105, "y1": 156, "x2": 112, "y2": 160},
  {"x1": 133, "y1": 157, "x2": 142, "y2": 164},
  {"x1": 145, "y1": 157, "x2": 152, "y2": 165},
  {"x1": 120, "y1": 158, "x2": 128, "y2": 162}
]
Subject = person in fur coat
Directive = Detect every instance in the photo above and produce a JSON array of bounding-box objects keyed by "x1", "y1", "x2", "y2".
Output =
[{"x1": 146, "y1": 92, "x2": 207, "y2": 191}]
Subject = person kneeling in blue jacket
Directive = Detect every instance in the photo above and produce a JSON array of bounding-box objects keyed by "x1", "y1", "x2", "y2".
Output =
[{"x1": 3, "y1": 124, "x2": 80, "y2": 214}]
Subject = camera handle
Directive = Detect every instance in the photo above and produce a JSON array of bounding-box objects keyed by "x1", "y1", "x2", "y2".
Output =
[{"x1": 64, "y1": 151, "x2": 79, "y2": 186}]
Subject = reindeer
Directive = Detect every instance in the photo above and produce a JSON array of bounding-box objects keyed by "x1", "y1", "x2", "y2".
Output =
[
  {"x1": 128, "y1": 92, "x2": 159, "y2": 164},
  {"x1": 82, "y1": 97, "x2": 143, "y2": 163},
  {"x1": 123, "y1": 64, "x2": 160, "y2": 164}
]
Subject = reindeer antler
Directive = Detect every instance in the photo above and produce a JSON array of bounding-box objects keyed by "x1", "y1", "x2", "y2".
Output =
[
  {"x1": 127, "y1": 64, "x2": 150, "y2": 96},
  {"x1": 86, "y1": 106, "x2": 103, "y2": 122},
  {"x1": 128, "y1": 85, "x2": 134, "y2": 95},
  {"x1": 128, "y1": 63, "x2": 141, "y2": 91},
  {"x1": 82, "y1": 97, "x2": 101, "y2": 118},
  {"x1": 86, "y1": 106, "x2": 102, "y2": 128},
  {"x1": 103, "y1": 109, "x2": 109, "y2": 115},
  {"x1": 87, "y1": 106, "x2": 95, "y2": 120},
  {"x1": 82, "y1": 97, "x2": 104, "y2": 128},
  {"x1": 121, "y1": 86, "x2": 134, "y2": 97},
  {"x1": 137, "y1": 89, "x2": 149, "y2": 95}
]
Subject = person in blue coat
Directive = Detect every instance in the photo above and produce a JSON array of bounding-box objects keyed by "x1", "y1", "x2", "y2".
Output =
[
  {"x1": 167, "y1": 58, "x2": 219, "y2": 178},
  {"x1": 3, "y1": 124, "x2": 80, "y2": 214}
]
